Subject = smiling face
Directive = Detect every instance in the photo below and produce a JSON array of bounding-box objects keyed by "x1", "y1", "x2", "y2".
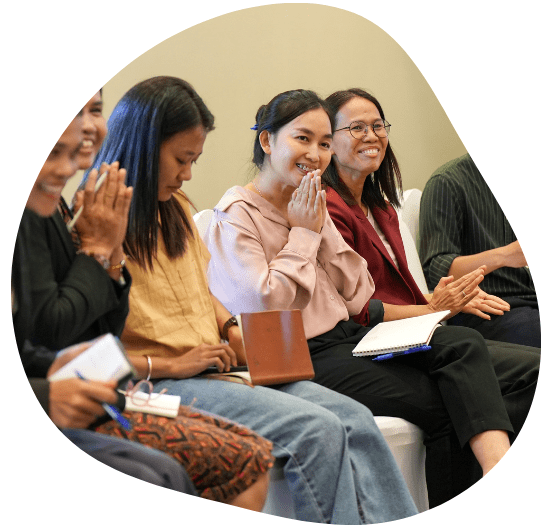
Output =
[
  {"x1": 157, "y1": 125, "x2": 207, "y2": 201},
  {"x1": 28, "y1": 116, "x2": 83, "y2": 216},
  {"x1": 262, "y1": 107, "x2": 333, "y2": 189},
  {"x1": 77, "y1": 91, "x2": 107, "y2": 170},
  {"x1": 331, "y1": 97, "x2": 388, "y2": 182}
]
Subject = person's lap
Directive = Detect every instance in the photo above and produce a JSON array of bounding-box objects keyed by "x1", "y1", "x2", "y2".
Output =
[
  {"x1": 449, "y1": 300, "x2": 540, "y2": 348},
  {"x1": 63, "y1": 428, "x2": 197, "y2": 494},
  {"x1": 150, "y1": 377, "x2": 417, "y2": 523},
  {"x1": 309, "y1": 322, "x2": 513, "y2": 443}
]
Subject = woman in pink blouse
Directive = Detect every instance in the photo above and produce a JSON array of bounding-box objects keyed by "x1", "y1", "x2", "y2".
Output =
[{"x1": 205, "y1": 88, "x2": 539, "y2": 508}]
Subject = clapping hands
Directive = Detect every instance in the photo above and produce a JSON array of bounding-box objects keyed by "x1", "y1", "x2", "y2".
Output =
[
  {"x1": 427, "y1": 266, "x2": 510, "y2": 320},
  {"x1": 73, "y1": 161, "x2": 133, "y2": 260}
]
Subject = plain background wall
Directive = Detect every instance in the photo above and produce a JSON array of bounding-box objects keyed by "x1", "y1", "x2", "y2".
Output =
[
  {"x1": 6, "y1": 2, "x2": 550, "y2": 528},
  {"x1": 62, "y1": 4, "x2": 467, "y2": 209}
]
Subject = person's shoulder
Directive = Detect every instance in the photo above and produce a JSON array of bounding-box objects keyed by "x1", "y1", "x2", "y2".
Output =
[
  {"x1": 19, "y1": 208, "x2": 49, "y2": 241},
  {"x1": 21, "y1": 207, "x2": 47, "y2": 226},
  {"x1": 326, "y1": 186, "x2": 353, "y2": 214},
  {"x1": 428, "y1": 153, "x2": 476, "y2": 184},
  {"x1": 173, "y1": 189, "x2": 193, "y2": 212},
  {"x1": 381, "y1": 200, "x2": 398, "y2": 220},
  {"x1": 210, "y1": 187, "x2": 251, "y2": 223}
]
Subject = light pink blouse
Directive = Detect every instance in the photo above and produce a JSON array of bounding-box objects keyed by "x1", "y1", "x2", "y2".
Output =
[{"x1": 204, "y1": 186, "x2": 375, "y2": 340}]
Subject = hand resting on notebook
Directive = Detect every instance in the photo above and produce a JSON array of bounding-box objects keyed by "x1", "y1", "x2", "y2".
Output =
[{"x1": 46, "y1": 340, "x2": 119, "y2": 429}]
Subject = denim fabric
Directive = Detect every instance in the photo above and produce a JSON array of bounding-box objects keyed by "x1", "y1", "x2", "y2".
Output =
[{"x1": 151, "y1": 378, "x2": 418, "y2": 524}]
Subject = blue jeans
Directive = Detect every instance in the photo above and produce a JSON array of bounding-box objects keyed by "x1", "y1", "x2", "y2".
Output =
[
  {"x1": 152, "y1": 378, "x2": 417, "y2": 524},
  {"x1": 63, "y1": 429, "x2": 197, "y2": 495}
]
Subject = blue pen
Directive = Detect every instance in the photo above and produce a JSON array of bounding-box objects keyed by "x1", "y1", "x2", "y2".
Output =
[
  {"x1": 372, "y1": 345, "x2": 431, "y2": 361},
  {"x1": 76, "y1": 371, "x2": 131, "y2": 430}
]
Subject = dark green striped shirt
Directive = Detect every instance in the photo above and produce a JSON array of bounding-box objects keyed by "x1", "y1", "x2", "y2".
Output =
[{"x1": 419, "y1": 154, "x2": 535, "y2": 301}]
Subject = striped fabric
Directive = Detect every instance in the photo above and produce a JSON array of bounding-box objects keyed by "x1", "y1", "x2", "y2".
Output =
[{"x1": 418, "y1": 154, "x2": 535, "y2": 301}]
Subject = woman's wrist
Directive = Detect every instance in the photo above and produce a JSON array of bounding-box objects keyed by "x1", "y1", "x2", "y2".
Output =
[
  {"x1": 110, "y1": 246, "x2": 125, "y2": 266},
  {"x1": 77, "y1": 246, "x2": 126, "y2": 282},
  {"x1": 78, "y1": 244, "x2": 113, "y2": 260},
  {"x1": 76, "y1": 248, "x2": 111, "y2": 270},
  {"x1": 421, "y1": 298, "x2": 439, "y2": 314},
  {"x1": 132, "y1": 354, "x2": 169, "y2": 380},
  {"x1": 107, "y1": 255, "x2": 126, "y2": 283}
]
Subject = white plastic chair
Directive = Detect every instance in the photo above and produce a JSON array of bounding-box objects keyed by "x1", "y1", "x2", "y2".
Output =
[{"x1": 398, "y1": 188, "x2": 423, "y2": 248}]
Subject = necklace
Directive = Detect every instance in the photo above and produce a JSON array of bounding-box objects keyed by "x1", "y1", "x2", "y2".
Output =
[{"x1": 252, "y1": 179, "x2": 264, "y2": 198}]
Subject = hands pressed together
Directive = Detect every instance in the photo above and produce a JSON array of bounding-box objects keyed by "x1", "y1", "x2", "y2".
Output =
[
  {"x1": 73, "y1": 162, "x2": 133, "y2": 278},
  {"x1": 288, "y1": 171, "x2": 326, "y2": 234},
  {"x1": 427, "y1": 266, "x2": 510, "y2": 319}
]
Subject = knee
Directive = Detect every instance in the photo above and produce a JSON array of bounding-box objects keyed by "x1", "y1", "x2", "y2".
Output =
[
  {"x1": 301, "y1": 407, "x2": 349, "y2": 450},
  {"x1": 434, "y1": 325, "x2": 489, "y2": 358}
]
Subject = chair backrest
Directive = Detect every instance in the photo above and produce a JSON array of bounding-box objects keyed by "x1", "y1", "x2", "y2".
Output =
[
  {"x1": 398, "y1": 188, "x2": 422, "y2": 250},
  {"x1": 397, "y1": 189, "x2": 429, "y2": 294},
  {"x1": 193, "y1": 209, "x2": 214, "y2": 242},
  {"x1": 398, "y1": 217, "x2": 429, "y2": 294}
]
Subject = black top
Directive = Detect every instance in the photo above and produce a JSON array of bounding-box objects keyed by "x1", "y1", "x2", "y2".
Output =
[
  {"x1": 22, "y1": 206, "x2": 131, "y2": 350},
  {"x1": 12, "y1": 207, "x2": 130, "y2": 417}
]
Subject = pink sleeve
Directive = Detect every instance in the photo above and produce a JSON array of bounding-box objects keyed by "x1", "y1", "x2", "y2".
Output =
[{"x1": 206, "y1": 206, "x2": 321, "y2": 314}]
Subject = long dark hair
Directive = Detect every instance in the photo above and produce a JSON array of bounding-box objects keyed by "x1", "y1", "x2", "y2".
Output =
[
  {"x1": 322, "y1": 88, "x2": 402, "y2": 210},
  {"x1": 252, "y1": 89, "x2": 334, "y2": 170},
  {"x1": 84, "y1": 76, "x2": 215, "y2": 270}
]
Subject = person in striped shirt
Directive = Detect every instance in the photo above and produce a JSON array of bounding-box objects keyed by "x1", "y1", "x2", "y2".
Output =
[{"x1": 419, "y1": 154, "x2": 539, "y2": 347}]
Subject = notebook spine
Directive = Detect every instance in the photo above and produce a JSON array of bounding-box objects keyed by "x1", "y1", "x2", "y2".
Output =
[{"x1": 353, "y1": 342, "x2": 424, "y2": 356}]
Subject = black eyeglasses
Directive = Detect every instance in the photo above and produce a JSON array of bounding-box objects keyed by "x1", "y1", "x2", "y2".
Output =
[{"x1": 335, "y1": 120, "x2": 391, "y2": 139}]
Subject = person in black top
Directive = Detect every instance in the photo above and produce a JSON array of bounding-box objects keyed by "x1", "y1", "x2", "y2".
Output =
[{"x1": 13, "y1": 112, "x2": 197, "y2": 495}]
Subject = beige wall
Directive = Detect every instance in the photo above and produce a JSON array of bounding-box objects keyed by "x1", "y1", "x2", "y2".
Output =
[{"x1": 63, "y1": 4, "x2": 466, "y2": 210}]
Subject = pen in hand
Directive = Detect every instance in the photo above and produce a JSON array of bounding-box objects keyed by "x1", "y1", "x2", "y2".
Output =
[
  {"x1": 66, "y1": 171, "x2": 108, "y2": 232},
  {"x1": 75, "y1": 371, "x2": 131, "y2": 430}
]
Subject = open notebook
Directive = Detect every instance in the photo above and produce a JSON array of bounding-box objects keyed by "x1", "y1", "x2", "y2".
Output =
[{"x1": 352, "y1": 310, "x2": 450, "y2": 357}]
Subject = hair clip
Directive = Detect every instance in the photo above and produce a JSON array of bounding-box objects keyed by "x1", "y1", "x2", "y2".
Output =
[{"x1": 250, "y1": 124, "x2": 258, "y2": 131}]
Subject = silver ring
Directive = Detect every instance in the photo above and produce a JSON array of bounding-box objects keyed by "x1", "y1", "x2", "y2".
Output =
[{"x1": 462, "y1": 290, "x2": 466, "y2": 298}]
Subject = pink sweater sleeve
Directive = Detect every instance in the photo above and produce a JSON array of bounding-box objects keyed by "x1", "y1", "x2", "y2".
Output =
[{"x1": 206, "y1": 205, "x2": 321, "y2": 314}]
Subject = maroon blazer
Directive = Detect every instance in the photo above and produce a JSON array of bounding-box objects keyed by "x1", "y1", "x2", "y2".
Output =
[{"x1": 326, "y1": 187, "x2": 428, "y2": 326}]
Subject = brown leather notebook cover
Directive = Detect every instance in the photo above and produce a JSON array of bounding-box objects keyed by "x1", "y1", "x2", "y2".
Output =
[{"x1": 237, "y1": 309, "x2": 314, "y2": 386}]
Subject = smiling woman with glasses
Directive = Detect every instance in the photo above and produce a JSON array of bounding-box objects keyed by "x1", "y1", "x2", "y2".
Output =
[{"x1": 319, "y1": 87, "x2": 539, "y2": 509}]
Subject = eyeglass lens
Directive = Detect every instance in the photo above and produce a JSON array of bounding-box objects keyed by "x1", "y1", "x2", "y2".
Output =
[{"x1": 349, "y1": 121, "x2": 390, "y2": 139}]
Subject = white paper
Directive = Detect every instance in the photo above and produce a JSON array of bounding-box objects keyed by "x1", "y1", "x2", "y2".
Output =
[
  {"x1": 48, "y1": 334, "x2": 135, "y2": 382},
  {"x1": 124, "y1": 391, "x2": 181, "y2": 418},
  {"x1": 353, "y1": 310, "x2": 450, "y2": 356}
]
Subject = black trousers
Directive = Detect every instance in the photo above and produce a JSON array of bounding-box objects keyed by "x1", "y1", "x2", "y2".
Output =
[{"x1": 308, "y1": 320, "x2": 540, "y2": 508}]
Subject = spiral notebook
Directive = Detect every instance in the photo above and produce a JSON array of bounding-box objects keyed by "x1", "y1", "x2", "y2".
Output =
[{"x1": 352, "y1": 311, "x2": 450, "y2": 357}]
